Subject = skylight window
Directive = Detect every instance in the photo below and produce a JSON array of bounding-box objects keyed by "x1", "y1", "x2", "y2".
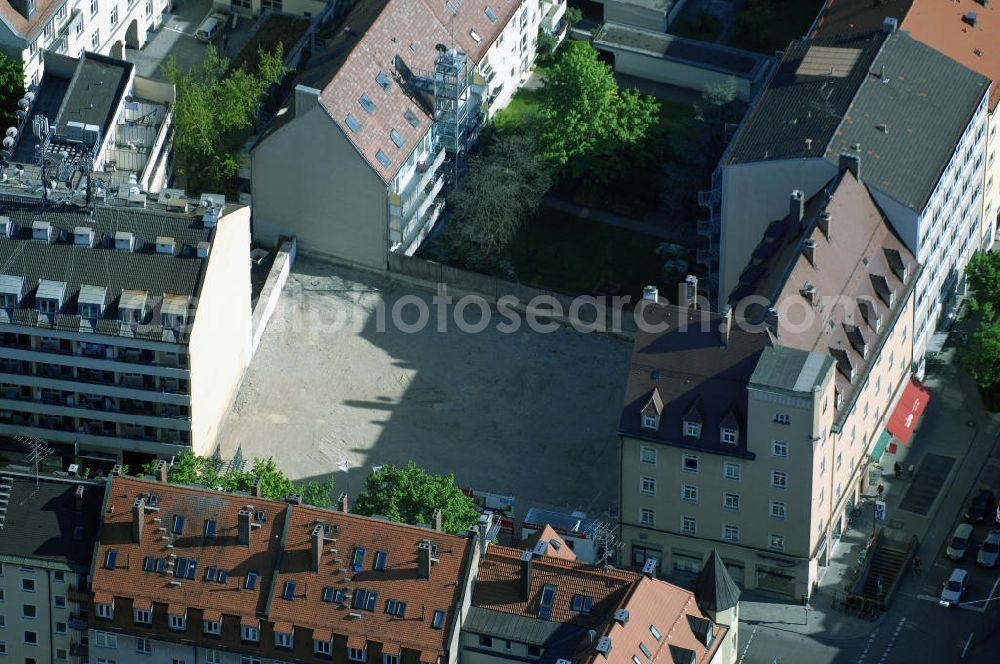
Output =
[
  {"x1": 359, "y1": 94, "x2": 376, "y2": 115},
  {"x1": 432, "y1": 610, "x2": 446, "y2": 629},
  {"x1": 105, "y1": 549, "x2": 118, "y2": 569},
  {"x1": 485, "y1": 7, "x2": 497, "y2": 22},
  {"x1": 447, "y1": 0, "x2": 456, "y2": 12},
  {"x1": 470, "y1": 30, "x2": 482, "y2": 44},
  {"x1": 538, "y1": 584, "x2": 557, "y2": 620},
  {"x1": 322, "y1": 587, "x2": 336, "y2": 602},
  {"x1": 650, "y1": 625, "x2": 662, "y2": 641},
  {"x1": 246, "y1": 571, "x2": 259, "y2": 590},
  {"x1": 283, "y1": 580, "x2": 296, "y2": 600},
  {"x1": 335, "y1": 588, "x2": 346, "y2": 603},
  {"x1": 155, "y1": 559, "x2": 166, "y2": 574},
  {"x1": 390, "y1": 129, "x2": 406, "y2": 149},
  {"x1": 172, "y1": 514, "x2": 185, "y2": 535},
  {"x1": 365, "y1": 591, "x2": 378, "y2": 612},
  {"x1": 353, "y1": 588, "x2": 368, "y2": 610},
  {"x1": 571, "y1": 594, "x2": 593, "y2": 614},
  {"x1": 376, "y1": 71, "x2": 392, "y2": 92},
  {"x1": 175, "y1": 559, "x2": 189, "y2": 578},
  {"x1": 204, "y1": 519, "x2": 217, "y2": 539},
  {"x1": 205, "y1": 567, "x2": 217, "y2": 582},
  {"x1": 217, "y1": 569, "x2": 228, "y2": 584},
  {"x1": 142, "y1": 556, "x2": 154, "y2": 572},
  {"x1": 352, "y1": 547, "x2": 366, "y2": 572},
  {"x1": 374, "y1": 551, "x2": 388, "y2": 571},
  {"x1": 404, "y1": 109, "x2": 420, "y2": 128},
  {"x1": 345, "y1": 114, "x2": 362, "y2": 133},
  {"x1": 375, "y1": 150, "x2": 392, "y2": 168}
]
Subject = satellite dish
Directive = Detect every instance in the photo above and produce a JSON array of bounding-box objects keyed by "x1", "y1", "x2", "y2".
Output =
[
  {"x1": 1, "y1": 137, "x2": 13, "y2": 149},
  {"x1": 5, "y1": 127, "x2": 17, "y2": 138}
]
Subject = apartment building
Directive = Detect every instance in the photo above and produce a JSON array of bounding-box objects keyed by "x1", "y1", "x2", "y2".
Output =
[
  {"x1": 463, "y1": 543, "x2": 737, "y2": 664},
  {"x1": 698, "y1": 26, "x2": 989, "y2": 373},
  {"x1": 88, "y1": 474, "x2": 489, "y2": 664},
  {"x1": 0, "y1": 195, "x2": 251, "y2": 466},
  {"x1": 251, "y1": 0, "x2": 561, "y2": 268},
  {"x1": 0, "y1": 470, "x2": 102, "y2": 664},
  {"x1": 0, "y1": 0, "x2": 168, "y2": 87},
  {"x1": 621, "y1": 169, "x2": 921, "y2": 599},
  {"x1": 216, "y1": 0, "x2": 326, "y2": 19}
]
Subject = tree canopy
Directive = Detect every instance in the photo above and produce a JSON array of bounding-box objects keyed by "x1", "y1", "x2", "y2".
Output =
[
  {"x1": 963, "y1": 319, "x2": 1000, "y2": 390},
  {"x1": 966, "y1": 250, "x2": 1000, "y2": 320},
  {"x1": 535, "y1": 41, "x2": 659, "y2": 186},
  {"x1": 163, "y1": 45, "x2": 286, "y2": 194},
  {"x1": 141, "y1": 452, "x2": 334, "y2": 506},
  {"x1": 352, "y1": 461, "x2": 479, "y2": 533},
  {"x1": 445, "y1": 133, "x2": 551, "y2": 268},
  {"x1": 0, "y1": 53, "x2": 24, "y2": 130}
]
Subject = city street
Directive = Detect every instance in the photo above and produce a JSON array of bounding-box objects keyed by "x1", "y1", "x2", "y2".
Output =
[{"x1": 737, "y1": 324, "x2": 1000, "y2": 664}]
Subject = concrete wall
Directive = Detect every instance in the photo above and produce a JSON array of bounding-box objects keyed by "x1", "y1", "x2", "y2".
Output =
[
  {"x1": 251, "y1": 238, "x2": 296, "y2": 356},
  {"x1": 604, "y1": 3, "x2": 669, "y2": 32},
  {"x1": 984, "y1": 104, "x2": 999, "y2": 250},
  {"x1": 187, "y1": 206, "x2": 252, "y2": 456},
  {"x1": 612, "y1": 50, "x2": 752, "y2": 100},
  {"x1": 718, "y1": 158, "x2": 838, "y2": 307},
  {"x1": 252, "y1": 97, "x2": 390, "y2": 269}
]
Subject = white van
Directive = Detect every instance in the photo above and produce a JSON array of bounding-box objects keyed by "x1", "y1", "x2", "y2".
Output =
[{"x1": 195, "y1": 16, "x2": 222, "y2": 43}]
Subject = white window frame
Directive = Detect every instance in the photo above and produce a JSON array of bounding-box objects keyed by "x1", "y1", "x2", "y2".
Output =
[
  {"x1": 206, "y1": 651, "x2": 222, "y2": 664},
  {"x1": 642, "y1": 414, "x2": 658, "y2": 429},
  {"x1": 680, "y1": 516, "x2": 696, "y2": 535},
  {"x1": 640, "y1": 476, "x2": 656, "y2": 495},
  {"x1": 203, "y1": 620, "x2": 221, "y2": 635},
  {"x1": 134, "y1": 608, "x2": 151, "y2": 624},
  {"x1": 723, "y1": 493, "x2": 740, "y2": 511},
  {"x1": 769, "y1": 501, "x2": 786, "y2": 520},
  {"x1": 241, "y1": 625, "x2": 260, "y2": 642},
  {"x1": 722, "y1": 524, "x2": 740, "y2": 543},
  {"x1": 639, "y1": 508, "x2": 655, "y2": 527},
  {"x1": 96, "y1": 602, "x2": 113, "y2": 619},
  {"x1": 774, "y1": 413, "x2": 790, "y2": 425},
  {"x1": 721, "y1": 428, "x2": 737, "y2": 445},
  {"x1": 640, "y1": 446, "x2": 657, "y2": 464},
  {"x1": 94, "y1": 630, "x2": 117, "y2": 648},
  {"x1": 348, "y1": 647, "x2": 368, "y2": 662},
  {"x1": 768, "y1": 533, "x2": 785, "y2": 552},
  {"x1": 136, "y1": 637, "x2": 152, "y2": 655},
  {"x1": 275, "y1": 631, "x2": 293, "y2": 649},
  {"x1": 772, "y1": 440, "x2": 788, "y2": 458},
  {"x1": 314, "y1": 639, "x2": 332, "y2": 655},
  {"x1": 384, "y1": 655, "x2": 400, "y2": 664},
  {"x1": 169, "y1": 613, "x2": 186, "y2": 631},
  {"x1": 681, "y1": 484, "x2": 698, "y2": 503},
  {"x1": 771, "y1": 471, "x2": 787, "y2": 490},
  {"x1": 683, "y1": 421, "x2": 702, "y2": 438},
  {"x1": 682, "y1": 454, "x2": 699, "y2": 473},
  {"x1": 724, "y1": 462, "x2": 741, "y2": 481}
]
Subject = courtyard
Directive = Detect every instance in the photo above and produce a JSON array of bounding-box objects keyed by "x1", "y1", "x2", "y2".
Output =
[{"x1": 217, "y1": 257, "x2": 631, "y2": 521}]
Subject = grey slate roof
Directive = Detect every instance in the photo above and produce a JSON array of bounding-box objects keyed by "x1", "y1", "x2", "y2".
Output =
[
  {"x1": 523, "y1": 508, "x2": 599, "y2": 537},
  {"x1": 0, "y1": 471, "x2": 102, "y2": 571},
  {"x1": 824, "y1": 32, "x2": 989, "y2": 210},
  {"x1": 463, "y1": 606, "x2": 565, "y2": 646},
  {"x1": 0, "y1": 197, "x2": 217, "y2": 342},
  {"x1": 728, "y1": 30, "x2": 989, "y2": 211},
  {"x1": 750, "y1": 346, "x2": 834, "y2": 394},
  {"x1": 693, "y1": 549, "x2": 741, "y2": 612}
]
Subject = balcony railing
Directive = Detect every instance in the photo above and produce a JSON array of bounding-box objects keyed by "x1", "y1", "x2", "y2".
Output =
[{"x1": 399, "y1": 148, "x2": 446, "y2": 220}]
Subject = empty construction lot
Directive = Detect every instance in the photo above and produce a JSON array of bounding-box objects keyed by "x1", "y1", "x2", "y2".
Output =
[{"x1": 218, "y1": 256, "x2": 631, "y2": 521}]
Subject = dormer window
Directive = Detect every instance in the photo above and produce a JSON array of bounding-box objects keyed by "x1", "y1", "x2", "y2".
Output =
[
  {"x1": 134, "y1": 607, "x2": 152, "y2": 624},
  {"x1": 275, "y1": 627, "x2": 294, "y2": 649},
  {"x1": 74, "y1": 226, "x2": 95, "y2": 247},
  {"x1": 31, "y1": 220, "x2": 53, "y2": 243},
  {"x1": 95, "y1": 600, "x2": 114, "y2": 620},
  {"x1": 78, "y1": 285, "x2": 107, "y2": 320},
  {"x1": 119, "y1": 289, "x2": 148, "y2": 324},
  {"x1": 640, "y1": 387, "x2": 663, "y2": 431},
  {"x1": 642, "y1": 414, "x2": 659, "y2": 429},
  {"x1": 169, "y1": 609, "x2": 187, "y2": 631},
  {"x1": 36, "y1": 279, "x2": 67, "y2": 316},
  {"x1": 161, "y1": 294, "x2": 190, "y2": 330},
  {"x1": 114, "y1": 231, "x2": 136, "y2": 252},
  {"x1": 681, "y1": 400, "x2": 703, "y2": 438},
  {"x1": 721, "y1": 428, "x2": 737, "y2": 445},
  {"x1": 0, "y1": 274, "x2": 24, "y2": 309},
  {"x1": 683, "y1": 421, "x2": 702, "y2": 438}
]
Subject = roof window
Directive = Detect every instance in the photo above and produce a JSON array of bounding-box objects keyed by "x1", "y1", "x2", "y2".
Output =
[
  {"x1": 204, "y1": 519, "x2": 217, "y2": 539},
  {"x1": 432, "y1": 609, "x2": 446, "y2": 629},
  {"x1": 346, "y1": 113, "x2": 362, "y2": 133},
  {"x1": 390, "y1": 129, "x2": 405, "y2": 149},
  {"x1": 282, "y1": 580, "x2": 296, "y2": 600},
  {"x1": 374, "y1": 550, "x2": 387, "y2": 571},
  {"x1": 359, "y1": 94, "x2": 376, "y2": 115},
  {"x1": 172, "y1": 514, "x2": 185, "y2": 534},
  {"x1": 447, "y1": 0, "x2": 457, "y2": 12},
  {"x1": 104, "y1": 549, "x2": 118, "y2": 569},
  {"x1": 246, "y1": 571, "x2": 259, "y2": 590},
  {"x1": 404, "y1": 109, "x2": 420, "y2": 128},
  {"x1": 470, "y1": 30, "x2": 482, "y2": 43},
  {"x1": 375, "y1": 150, "x2": 391, "y2": 168},
  {"x1": 538, "y1": 584, "x2": 557, "y2": 619},
  {"x1": 376, "y1": 71, "x2": 392, "y2": 92},
  {"x1": 485, "y1": 7, "x2": 498, "y2": 22}
]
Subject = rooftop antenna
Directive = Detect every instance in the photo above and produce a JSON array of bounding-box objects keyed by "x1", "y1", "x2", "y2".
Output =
[
  {"x1": 15, "y1": 434, "x2": 54, "y2": 488},
  {"x1": 32, "y1": 115, "x2": 52, "y2": 211},
  {"x1": 594, "y1": 520, "x2": 621, "y2": 569}
]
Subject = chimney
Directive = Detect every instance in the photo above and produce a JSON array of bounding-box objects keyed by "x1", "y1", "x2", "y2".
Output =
[
  {"x1": 789, "y1": 190, "x2": 804, "y2": 226},
  {"x1": 765, "y1": 307, "x2": 780, "y2": 338},
  {"x1": 684, "y1": 275, "x2": 699, "y2": 309},
  {"x1": 802, "y1": 238, "x2": 817, "y2": 267},
  {"x1": 251, "y1": 476, "x2": 262, "y2": 498},
  {"x1": 155, "y1": 459, "x2": 169, "y2": 483},
  {"x1": 432, "y1": 508, "x2": 443, "y2": 532},
  {"x1": 132, "y1": 496, "x2": 146, "y2": 543},
  {"x1": 818, "y1": 211, "x2": 832, "y2": 239},
  {"x1": 337, "y1": 492, "x2": 349, "y2": 513},
  {"x1": 238, "y1": 508, "x2": 252, "y2": 546},
  {"x1": 719, "y1": 305, "x2": 732, "y2": 347},
  {"x1": 312, "y1": 524, "x2": 324, "y2": 572},
  {"x1": 519, "y1": 549, "x2": 533, "y2": 601},
  {"x1": 839, "y1": 153, "x2": 860, "y2": 180},
  {"x1": 285, "y1": 493, "x2": 303, "y2": 506},
  {"x1": 74, "y1": 485, "x2": 85, "y2": 511},
  {"x1": 800, "y1": 281, "x2": 817, "y2": 305},
  {"x1": 111, "y1": 463, "x2": 123, "y2": 477},
  {"x1": 641, "y1": 285, "x2": 658, "y2": 303},
  {"x1": 882, "y1": 16, "x2": 898, "y2": 33},
  {"x1": 418, "y1": 542, "x2": 433, "y2": 580}
]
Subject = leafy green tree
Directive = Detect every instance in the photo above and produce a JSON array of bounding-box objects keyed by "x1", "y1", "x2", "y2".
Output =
[
  {"x1": 353, "y1": 462, "x2": 479, "y2": 533},
  {"x1": 963, "y1": 319, "x2": 1000, "y2": 391},
  {"x1": 536, "y1": 29, "x2": 558, "y2": 66},
  {"x1": 446, "y1": 133, "x2": 551, "y2": 268},
  {"x1": 0, "y1": 53, "x2": 24, "y2": 129},
  {"x1": 966, "y1": 250, "x2": 1000, "y2": 320},
  {"x1": 563, "y1": 6, "x2": 583, "y2": 27},
  {"x1": 163, "y1": 45, "x2": 286, "y2": 194},
  {"x1": 536, "y1": 41, "x2": 659, "y2": 185}
]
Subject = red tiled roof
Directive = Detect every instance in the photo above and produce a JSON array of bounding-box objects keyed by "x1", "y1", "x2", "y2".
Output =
[
  {"x1": 267, "y1": 504, "x2": 473, "y2": 659},
  {"x1": 313, "y1": 626, "x2": 334, "y2": 642},
  {"x1": 521, "y1": 525, "x2": 578, "y2": 562},
  {"x1": 202, "y1": 608, "x2": 222, "y2": 622},
  {"x1": 347, "y1": 634, "x2": 367, "y2": 649},
  {"x1": 317, "y1": 0, "x2": 520, "y2": 182},
  {"x1": 473, "y1": 546, "x2": 640, "y2": 624},
  {"x1": 273, "y1": 621, "x2": 293, "y2": 635},
  {"x1": 92, "y1": 476, "x2": 286, "y2": 623},
  {"x1": 1, "y1": 0, "x2": 67, "y2": 41}
]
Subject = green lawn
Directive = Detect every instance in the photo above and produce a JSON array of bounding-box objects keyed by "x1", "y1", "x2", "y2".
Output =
[
  {"x1": 228, "y1": 14, "x2": 310, "y2": 74},
  {"x1": 730, "y1": 0, "x2": 824, "y2": 53},
  {"x1": 506, "y1": 207, "x2": 664, "y2": 297},
  {"x1": 491, "y1": 86, "x2": 544, "y2": 134}
]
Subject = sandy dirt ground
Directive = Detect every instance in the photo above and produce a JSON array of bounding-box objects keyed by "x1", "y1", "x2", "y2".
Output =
[{"x1": 218, "y1": 256, "x2": 632, "y2": 521}]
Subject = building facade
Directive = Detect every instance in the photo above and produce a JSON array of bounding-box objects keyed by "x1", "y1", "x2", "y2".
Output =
[
  {"x1": 251, "y1": 0, "x2": 556, "y2": 268},
  {"x1": 699, "y1": 27, "x2": 990, "y2": 373},
  {"x1": 88, "y1": 474, "x2": 490, "y2": 664},
  {"x1": 622, "y1": 170, "x2": 921, "y2": 599},
  {"x1": 0, "y1": 471, "x2": 101, "y2": 664},
  {"x1": 0, "y1": 0, "x2": 169, "y2": 87},
  {"x1": 0, "y1": 195, "x2": 251, "y2": 466},
  {"x1": 216, "y1": 0, "x2": 327, "y2": 19}
]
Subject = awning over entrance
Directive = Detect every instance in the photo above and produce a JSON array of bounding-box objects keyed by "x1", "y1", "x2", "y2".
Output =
[
  {"x1": 870, "y1": 430, "x2": 892, "y2": 462},
  {"x1": 887, "y1": 379, "x2": 931, "y2": 445}
]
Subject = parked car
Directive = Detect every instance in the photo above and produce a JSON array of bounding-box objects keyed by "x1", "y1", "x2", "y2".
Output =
[
  {"x1": 946, "y1": 523, "x2": 974, "y2": 560},
  {"x1": 964, "y1": 489, "x2": 995, "y2": 523},
  {"x1": 977, "y1": 530, "x2": 1000, "y2": 568},
  {"x1": 196, "y1": 15, "x2": 224, "y2": 43},
  {"x1": 939, "y1": 568, "x2": 969, "y2": 607}
]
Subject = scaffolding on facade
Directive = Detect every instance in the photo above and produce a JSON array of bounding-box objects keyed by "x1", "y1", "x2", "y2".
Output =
[{"x1": 432, "y1": 47, "x2": 473, "y2": 184}]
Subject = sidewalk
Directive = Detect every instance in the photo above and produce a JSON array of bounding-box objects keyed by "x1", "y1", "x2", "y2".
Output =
[{"x1": 739, "y1": 327, "x2": 1000, "y2": 639}]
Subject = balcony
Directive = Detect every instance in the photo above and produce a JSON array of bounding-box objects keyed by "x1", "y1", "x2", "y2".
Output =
[
  {"x1": 48, "y1": 9, "x2": 82, "y2": 56},
  {"x1": 397, "y1": 148, "x2": 446, "y2": 221},
  {"x1": 541, "y1": 0, "x2": 568, "y2": 36},
  {"x1": 67, "y1": 588, "x2": 89, "y2": 604}
]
